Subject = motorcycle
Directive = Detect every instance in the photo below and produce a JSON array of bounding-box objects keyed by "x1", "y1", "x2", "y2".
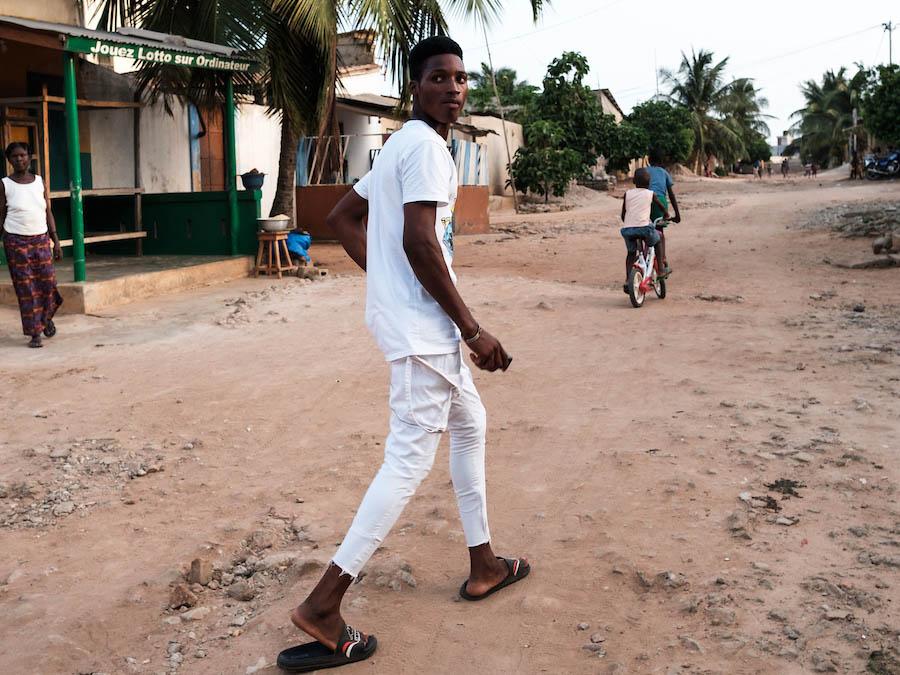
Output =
[{"x1": 866, "y1": 150, "x2": 900, "y2": 180}]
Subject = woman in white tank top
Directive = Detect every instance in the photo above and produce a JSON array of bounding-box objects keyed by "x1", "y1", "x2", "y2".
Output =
[{"x1": 1, "y1": 142, "x2": 63, "y2": 347}]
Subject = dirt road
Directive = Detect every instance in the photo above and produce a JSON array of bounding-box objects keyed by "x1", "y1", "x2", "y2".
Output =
[{"x1": 1, "y1": 173, "x2": 898, "y2": 675}]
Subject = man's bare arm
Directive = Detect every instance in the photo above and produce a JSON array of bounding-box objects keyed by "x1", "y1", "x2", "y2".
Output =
[
  {"x1": 667, "y1": 186, "x2": 681, "y2": 222},
  {"x1": 325, "y1": 189, "x2": 368, "y2": 271},
  {"x1": 620, "y1": 196, "x2": 626, "y2": 222},
  {"x1": 403, "y1": 202, "x2": 510, "y2": 372}
]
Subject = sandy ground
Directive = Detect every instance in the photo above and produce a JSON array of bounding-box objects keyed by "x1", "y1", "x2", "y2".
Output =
[{"x1": 1, "y1": 172, "x2": 899, "y2": 675}]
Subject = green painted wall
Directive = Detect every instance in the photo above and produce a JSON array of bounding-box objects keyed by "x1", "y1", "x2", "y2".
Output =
[
  {"x1": 1, "y1": 190, "x2": 260, "y2": 266},
  {"x1": 142, "y1": 190, "x2": 261, "y2": 255}
]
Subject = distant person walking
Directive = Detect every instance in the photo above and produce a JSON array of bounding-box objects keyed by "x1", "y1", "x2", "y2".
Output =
[
  {"x1": 781, "y1": 159, "x2": 790, "y2": 178},
  {"x1": 1, "y1": 142, "x2": 62, "y2": 348},
  {"x1": 850, "y1": 151, "x2": 861, "y2": 180}
]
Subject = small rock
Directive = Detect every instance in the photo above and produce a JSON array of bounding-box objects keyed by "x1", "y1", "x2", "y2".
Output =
[
  {"x1": 825, "y1": 610, "x2": 850, "y2": 621},
  {"x1": 679, "y1": 635, "x2": 703, "y2": 653},
  {"x1": 778, "y1": 646, "x2": 800, "y2": 660},
  {"x1": 231, "y1": 614, "x2": 247, "y2": 627},
  {"x1": 162, "y1": 616, "x2": 182, "y2": 625},
  {"x1": 221, "y1": 572, "x2": 235, "y2": 585},
  {"x1": 49, "y1": 447, "x2": 70, "y2": 459},
  {"x1": 590, "y1": 633, "x2": 605, "y2": 644},
  {"x1": 51, "y1": 501, "x2": 76, "y2": 517},
  {"x1": 169, "y1": 583, "x2": 198, "y2": 609},
  {"x1": 726, "y1": 509, "x2": 752, "y2": 539},
  {"x1": 189, "y1": 558, "x2": 214, "y2": 586},
  {"x1": 775, "y1": 516, "x2": 797, "y2": 526},
  {"x1": 166, "y1": 642, "x2": 182, "y2": 656},
  {"x1": 194, "y1": 650, "x2": 207, "y2": 659},
  {"x1": 847, "y1": 526, "x2": 867, "y2": 537},
  {"x1": 768, "y1": 609, "x2": 788, "y2": 622},
  {"x1": 181, "y1": 606, "x2": 211, "y2": 621},
  {"x1": 255, "y1": 552, "x2": 298, "y2": 571},
  {"x1": 577, "y1": 622, "x2": 590, "y2": 631},
  {"x1": 794, "y1": 452, "x2": 815, "y2": 464},
  {"x1": 810, "y1": 649, "x2": 838, "y2": 672},
  {"x1": 169, "y1": 652, "x2": 184, "y2": 665},
  {"x1": 232, "y1": 564, "x2": 252, "y2": 578},
  {"x1": 245, "y1": 656, "x2": 267, "y2": 674},
  {"x1": 784, "y1": 626, "x2": 801, "y2": 640},
  {"x1": 738, "y1": 491, "x2": 752, "y2": 504},
  {"x1": 752, "y1": 562, "x2": 771, "y2": 573},
  {"x1": 247, "y1": 529, "x2": 277, "y2": 550},
  {"x1": 852, "y1": 304, "x2": 865, "y2": 313},
  {"x1": 583, "y1": 643, "x2": 606, "y2": 653},
  {"x1": 707, "y1": 607, "x2": 736, "y2": 626},
  {"x1": 227, "y1": 580, "x2": 256, "y2": 602},
  {"x1": 535, "y1": 301, "x2": 554, "y2": 311}
]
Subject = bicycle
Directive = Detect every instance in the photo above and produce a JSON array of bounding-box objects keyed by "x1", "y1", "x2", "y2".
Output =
[{"x1": 626, "y1": 217, "x2": 669, "y2": 308}]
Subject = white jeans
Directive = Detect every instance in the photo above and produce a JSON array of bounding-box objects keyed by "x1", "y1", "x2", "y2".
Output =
[{"x1": 332, "y1": 350, "x2": 490, "y2": 577}]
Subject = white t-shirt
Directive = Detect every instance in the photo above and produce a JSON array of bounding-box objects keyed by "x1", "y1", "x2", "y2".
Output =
[
  {"x1": 353, "y1": 120, "x2": 460, "y2": 361},
  {"x1": 2, "y1": 175, "x2": 48, "y2": 236},
  {"x1": 623, "y1": 187, "x2": 654, "y2": 228}
]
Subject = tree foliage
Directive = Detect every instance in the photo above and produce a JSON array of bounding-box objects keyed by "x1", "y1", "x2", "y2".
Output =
[
  {"x1": 510, "y1": 51, "x2": 603, "y2": 199},
  {"x1": 860, "y1": 65, "x2": 900, "y2": 147},
  {"x1": 509, "y1": 120, "x2": 582, "y2": 202},
  {"x1": 595, "y1": 116, "x2": 649, "y2": 173},
  {"x1": 661, "y1": 50, "x2": 771, "y2": 170},
  {"x1": 787, "y1": 67, "x2": 867, "y2": 167},
  {"x1": 626, "y1": 100, "x2": 694, "y2": 165},
  {"x1": 530, "y1": 52, "x2": 604, "y2": 172},
  {"x1": 465, "y1": 65, "x2": 537, "y2": 123}
]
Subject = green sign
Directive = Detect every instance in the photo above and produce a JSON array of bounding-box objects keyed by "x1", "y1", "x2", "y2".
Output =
[{"x1": 65, "y1": 35, "x2": 255, "y2": 72}]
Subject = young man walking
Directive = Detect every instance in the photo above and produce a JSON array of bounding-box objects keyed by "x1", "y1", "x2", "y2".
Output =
[{"x1": 277, "y1": 36, "x2": 529, "y2": 673}]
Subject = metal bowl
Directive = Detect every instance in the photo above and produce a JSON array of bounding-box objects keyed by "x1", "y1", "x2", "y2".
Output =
[{"x1": 258, "y1": 216, "x2": 292, "y2": 232}]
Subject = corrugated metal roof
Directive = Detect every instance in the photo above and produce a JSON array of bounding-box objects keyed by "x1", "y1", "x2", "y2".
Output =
[{"x1": 0, "y1": 15, "x2": 238, "y2": 57}]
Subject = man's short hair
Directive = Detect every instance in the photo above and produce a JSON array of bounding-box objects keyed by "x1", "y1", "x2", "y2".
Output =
[
  {"x1": 409, "y1": 36, "x2": 463, "y2": 81},
  {"x1": 648, "y1": 147, "x2": 664, "y2": 165}
]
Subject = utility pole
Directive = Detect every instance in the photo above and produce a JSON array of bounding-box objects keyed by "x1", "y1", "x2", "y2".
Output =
[
  {"x1": 885, "y1": 21, "x2": 894, "y2": 66},
  {"x1": 482, "y1": 22, "x2": 520, "y2": 214}
]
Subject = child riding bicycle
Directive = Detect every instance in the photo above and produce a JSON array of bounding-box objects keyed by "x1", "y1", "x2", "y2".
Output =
[{"x1": 620, "y1": 168, "x2": 669, "y2": 293}]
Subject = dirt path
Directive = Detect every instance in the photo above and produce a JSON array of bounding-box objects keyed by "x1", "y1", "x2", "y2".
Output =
[{"x1": 1, "y1": 175, "x2": 898, "y2": 675}]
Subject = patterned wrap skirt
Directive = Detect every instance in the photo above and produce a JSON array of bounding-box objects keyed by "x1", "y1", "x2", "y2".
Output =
[{"x1": 3, "y1": 232, "x2": 63, "y2": 336}]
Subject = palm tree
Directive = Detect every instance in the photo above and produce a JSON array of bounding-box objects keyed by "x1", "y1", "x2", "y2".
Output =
[
  {"x1": 465, "y1": 64, "x2": 537, "y2": 122},
  {"x1": 719, "y1": 78, "x2": 771, "y2": 138},
  {"x1": 661, "y1": 49, "x2": 744, "y2": 172},
  {"x1": 788, "y1": 68, "x2": 865, "y2": 168},
  {"x1": 90, "y1": 0, "x2": 544, "y2": 220}
]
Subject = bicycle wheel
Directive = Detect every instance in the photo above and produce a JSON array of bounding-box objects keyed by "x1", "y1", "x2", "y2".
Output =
[
  {"x1": 628, "y1": 268, "x2": 645, "y2": 308},
  {"x1": 654, "y1": 276, "x2": 666, "y2": 299}
]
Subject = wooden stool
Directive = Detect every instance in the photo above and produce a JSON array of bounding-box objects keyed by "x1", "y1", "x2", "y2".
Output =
[{"x1": 254, "y1": 231, "x2": 297, "y2": 278}]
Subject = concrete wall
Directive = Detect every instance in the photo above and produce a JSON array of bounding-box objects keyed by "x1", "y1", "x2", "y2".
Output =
[
  {"x1": 89, "y1": 109, "x2": 136, "y2": 189},
  {"x1": 140, "y1": 100, "x2": 192, "y2": 194},
  {"x1": 0, "y1": 0, "x2": 82, "y2": 25},
  {"x1": 337, "y1": 108, "x2": 382, "y2": 183},
  {"x1": 459, "y1": 115, "x2": 523, "y2": 196},
  {"x1": 235, "y1": 104, "x2": 281, "y2": 217}
]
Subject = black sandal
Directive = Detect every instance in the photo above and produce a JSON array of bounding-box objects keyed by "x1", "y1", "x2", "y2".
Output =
[
  {"x1": 459, "y1": 557, "x2": 531, "y2": 601},
  {"x1": 43, "y1": 320, "x2": 56, "y2": 338},
  {"x1": 277, "y1": 623, "x2": 376, "y2": 673}
]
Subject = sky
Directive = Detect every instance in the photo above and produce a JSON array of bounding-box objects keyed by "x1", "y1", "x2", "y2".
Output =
[{"x1": 440, "y1": 0, "x2": 898, "y2": 143}]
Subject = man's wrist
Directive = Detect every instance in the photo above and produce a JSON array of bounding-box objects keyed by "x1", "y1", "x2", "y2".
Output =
[{"x1": 460, "y1": 321, "x2": 480, "y2": 342}]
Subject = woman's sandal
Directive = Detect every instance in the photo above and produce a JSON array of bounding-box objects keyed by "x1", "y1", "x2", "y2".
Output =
[
  {"x1": 276, "y1": 623, "x2": 376, "y2": 673},
  {"x1": 43, "y1": 320, "x2": 56, "y2": 338},
  {"x1": 459, "y1": 557, "x2": 531, "y2": 601}
]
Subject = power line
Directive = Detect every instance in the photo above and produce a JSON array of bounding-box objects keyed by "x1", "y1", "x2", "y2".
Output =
[
  {"x1": 462, "y1": 0, "x2": 628, "y2": 54},
  {"x1": 731, "y1": 23, "x2": 884, "y2": 70}
]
